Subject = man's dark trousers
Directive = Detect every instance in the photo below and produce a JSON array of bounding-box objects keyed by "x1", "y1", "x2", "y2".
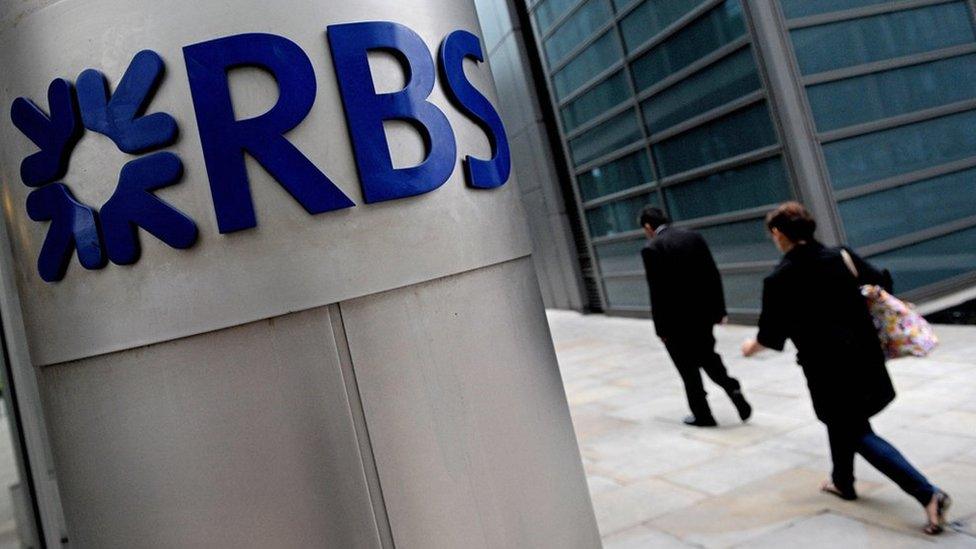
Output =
[{"x1": 663, "y1": 327, "x2": 741, "y2": 420}]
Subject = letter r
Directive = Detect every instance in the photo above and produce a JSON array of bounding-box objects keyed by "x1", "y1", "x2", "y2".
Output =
[{"x1": 184, "y1": 33, "x2": 354, "y2": 233}]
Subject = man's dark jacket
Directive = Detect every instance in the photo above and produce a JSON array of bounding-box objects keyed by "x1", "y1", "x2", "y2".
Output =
[{"x1": 641, "y1": 227, "x2": 726, "y2": 338}]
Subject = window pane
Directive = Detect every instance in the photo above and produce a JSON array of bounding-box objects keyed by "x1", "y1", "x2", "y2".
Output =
[
  {"x1": 545, "y1": 0, "x2": 614, "y2": 66},
  {"x1": 824, "y1": 109, "x2": 976, "y2": 190},
  {"x1": 723, "y1": 271, "x2": 766, "y2": 311},
  {"x1": 613, "y1": 0, "x2": 638, "y2": 10},
  {"x1": 664, "y1": 157, "x2": 791, "y2": 221},
  {"x1": 871, "y1": 226, "x2": 976, "y2": 292},
  {"x1": 569, "y1": 109, "x2": 643, "y2": 166},
  {"x1": 586, "y1": 192, "x2": 659, "y2": 237},
  {"x1": 578, "y1": 150, "x2": 654, "y2": 201},
  {"x1": 808, "y1": 54, "x2": 976, "y2": 132},
  {"x1": 780, "y1": 0, "x2": 888, "y2": 19},
  {"x1": 553, "y1": 31, "x2": 623, "y2": 99},
  {"x1": 619, "y1": 0, "x2": 705, "y2": 53},
  {"x1": 839, "y1": 167, "x2": 976, "y2": 247},
  {"x1": 790, "y1": 3, "x2": 976, "y2": 75},
  {"x1": 697, "y1": 218, "x2": 781, "y2": 263},
  {"x1": 641, "y1": 47, "x2": 761, "y2": 133},
  {"x1": 603, "y1": 277, "x2": 649, "y2": 308},
  {"x1": 561, "y1": 71, "x2": 631, "y2": 132},
  {"x1": 631, "y1": 1, "x2": 746, "y2": 92},
  {"x1": 535, "y1": 0, "x2": 582, "y2": 34},
  {"x1": 595, "y1": 238, "x2": 645, "y2": 275},
  {"x1": 652, "y1": 102, "x2": 778, "y2": 178}
]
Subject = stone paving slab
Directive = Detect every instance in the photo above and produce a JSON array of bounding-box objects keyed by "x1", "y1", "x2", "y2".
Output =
[{"x1": 548, "y1": 310, "x2": 976, "y2": 548}]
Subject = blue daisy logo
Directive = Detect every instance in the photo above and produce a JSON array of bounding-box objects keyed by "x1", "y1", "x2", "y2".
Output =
[{"x1": 11, "y1": 50, "x2": 198, "y2": 282}]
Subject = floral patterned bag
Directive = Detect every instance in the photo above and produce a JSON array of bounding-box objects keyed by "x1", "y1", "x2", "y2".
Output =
[{"x1": 841, "y1": 250, "x2": 939, "y2": 359}]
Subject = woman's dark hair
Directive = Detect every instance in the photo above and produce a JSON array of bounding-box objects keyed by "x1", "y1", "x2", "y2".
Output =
[
  {"x1": 639, "y1": 206, "x2": 669, "y2": 230},
  {"x1": 765, "y1": 201, "x2": 816, "y2": 242}
]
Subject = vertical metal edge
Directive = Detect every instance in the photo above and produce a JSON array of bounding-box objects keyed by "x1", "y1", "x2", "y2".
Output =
[
  {"x1": 512, "y1": 0, "x2": 610, "y2": 313},
  {"x1": 327, "y1": 303, "x2": 395, "y2": 549},
  {"x1": 744, "y1": 0, "x2": 846, "y2": 246}
]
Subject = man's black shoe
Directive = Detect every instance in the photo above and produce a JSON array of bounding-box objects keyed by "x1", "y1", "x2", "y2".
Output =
[
  {"x1": 683, "y1": 415, "x2": 718, "y2": 427},
  {"x1": 730, "y1": 390, "x2": 752, "y2": 422}
]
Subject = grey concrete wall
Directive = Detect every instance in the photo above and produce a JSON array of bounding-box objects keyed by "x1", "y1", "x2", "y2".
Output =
[{"x1": 475, "y1": 0, "x2": 586, "y2": 311}]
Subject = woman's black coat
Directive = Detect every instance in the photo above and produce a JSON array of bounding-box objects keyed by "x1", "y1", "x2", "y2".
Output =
[{"x1": 757, "y1": 242, "x2": 895, "y2": 425}]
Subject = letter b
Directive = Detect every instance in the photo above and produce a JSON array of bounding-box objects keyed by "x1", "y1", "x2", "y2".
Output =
[{"x1": 328, "y1": 22, "x2": 457, "y2": 203}]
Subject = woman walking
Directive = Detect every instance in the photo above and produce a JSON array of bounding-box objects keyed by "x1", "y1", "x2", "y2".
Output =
[{"x1": 741, "y1": 202, "x2": 951, "y2": 535}]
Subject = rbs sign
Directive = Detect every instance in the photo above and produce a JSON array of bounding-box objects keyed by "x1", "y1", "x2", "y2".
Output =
[{"x1": 10, "y1": 22, "x2": 511, "y2": 282}]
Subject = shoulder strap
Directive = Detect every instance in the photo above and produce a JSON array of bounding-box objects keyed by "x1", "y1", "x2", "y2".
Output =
[{"x1": 840, "y1": 248, "x2": 859, "y2": 279}]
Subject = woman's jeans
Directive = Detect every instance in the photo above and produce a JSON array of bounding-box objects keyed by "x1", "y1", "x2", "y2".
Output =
[{"x1": 826, "y1": 419, "x2": 936, "y2": 506}]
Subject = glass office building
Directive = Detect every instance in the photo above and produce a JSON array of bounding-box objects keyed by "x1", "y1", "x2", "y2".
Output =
[{"x1": 481, "y1": 0, "x2": 976, "y2": 316}]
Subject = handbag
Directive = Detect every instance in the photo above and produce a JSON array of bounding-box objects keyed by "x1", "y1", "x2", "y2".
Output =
[{"x1": 840, "y1": 249, "x2": 938, "y2": 359}]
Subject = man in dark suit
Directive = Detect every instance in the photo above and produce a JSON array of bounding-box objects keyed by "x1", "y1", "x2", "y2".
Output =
[{"x1": 639, "y1": 206, "x2": 751, "y2": 427}]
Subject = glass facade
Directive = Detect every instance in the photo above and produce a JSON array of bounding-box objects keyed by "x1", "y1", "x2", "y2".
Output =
[
  {"x1": 531, "y1": 0, "x2": 794, "y2": 312},
  {"x1": 787, "y1": 0, "x2": 976, "y2": 299},
  {"x1": 525, "y1": 0, "x2": 976, "y2": 315}
]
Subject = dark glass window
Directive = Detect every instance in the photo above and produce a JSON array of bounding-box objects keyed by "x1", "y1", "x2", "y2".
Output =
[
  {"x1": 808, "y1": 54, "x2": 976, "y2": 132},
  {"x1": 630, "y1": 1, "x2": 746, "y2": 92},
  {"x1": 553, "y1": 31, "x2": 624, "y2": 99},
  {"x1": 871, "y1": 227, "x2": 976, "y2": 291},
  {"x1": 535, "y1": 0, "x2": 584, "y2": 34},
  {"x1": 780, "y1": 0, "x2": 889, "y2": 19},
  {"x1": 569, "y1": 109, "x2": 643, "y2": 166},
  {"x1": 577, "y1": 150, "x2": 654, "y2": 201},
  {"x1": 723, "y1": 271, "x2": 766, "y2": 311},
  {"x1": 561, "y1": 71, "x2": 631, "y2": 132},
  {"x1": 839, "y1": 167, "x2": 976, "y2": 247},
  {"x1": 619, "y1": 0, "x2": 705, "y2": 53},
  {"x1": 824, "y1": 109, "x2": 976, "y2": 190},
  {"x1": 697, "y1": 218, "x2": 781, "y2": 264},
  {"x1": 586, "y1": 192, "x2": 658, "y2": 237},
  {"x1": 652, "y1": 102, "x2": 778, "y2": 178},
  {"x1": 791, "y1": 2, "x2": 976, "y2": 75},
  {"x1": 664, "y1": 157, "x2": 791, "y2": 221},
  {"x1": 594, "y1": 239, "x2": 645, "y2": 275},
  {"x1": 545, "y1": 0, "x2": 614, "y2": 66},
  {"x1": 641, "y1": 47, "x2": 761, "y2": 133}
]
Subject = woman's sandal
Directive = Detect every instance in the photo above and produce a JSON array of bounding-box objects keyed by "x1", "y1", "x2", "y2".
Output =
[
  {"x1": 923, "y1": 491, "x2": 952, "y2": 535},
  {"x1": 820, "y1": 480, "x2": 857, "y2": 501}
]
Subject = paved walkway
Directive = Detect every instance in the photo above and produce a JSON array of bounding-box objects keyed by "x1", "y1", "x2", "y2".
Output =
[{"x1": 548, "y1": 310, "x2": 976, "y2": 548}]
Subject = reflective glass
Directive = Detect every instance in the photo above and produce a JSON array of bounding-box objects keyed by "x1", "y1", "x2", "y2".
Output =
[
  {"x1": 790, "y1": 2, "x2": 976, "y2": 75},
  {"x1": 652, "y1": 102, "x2": 778, "y2": 178},
  {"x1": 613, "y1": 0, "x2": 639, "y2": 12},
  {"x1": 641, "y1": 47, "x2": 761, "y2": 133},
  {"x1": 553, "y1": 31, "x2": 623, "y2": 99},
  {"x1": 569, "y1": 109, "x2": 643, "y2": 166},
  {"x1": 586, "y1": 192, "x2": 658, "y2": 237},
  {"x1": 663, "y1": 157, "x2": 792, "y2": 221},
  {"x1": 808, "y1": 54, "x2": 976, "y2": 132},
  {"x1": 780, "y1": 0, "x2": 889, "y2": 19},
  {"x1": 631, "y1": 1, "x2": 746, "y2": 92},
  {"x1": 723, "y1": 271, "x2": 766, "y2": 311},
  {"x1": 545, "y1": 0, "x2": 614, "y2": 66},
  {"x1": 839, "y1": 167, "x2": 976, "y2": 247},
  {"x1": 561, "y1": 71, "x2": 631, "y2": 132},
  {"x1": 595, "y1": 238, "x2": 645, "y2": 275},
  {"x1": 619, "y1": 0, "x2": 705, "y2": 53},
  {"x1": 535, "y1": 0, "x2": 583, "y2": 34},
  {"x1": 578, "y1": 150, "x2": 654, "y2": 201},
  {"x1": 824, "y1": 109, "x2": 976, "y2": 190},
  {"x1": 603, "y1": 277, "x2": 649, "y2": 308},
  {"x1": 870, "y1": 226, "x2": 976, "y2": 291},
  {"x1": 697, "y1": 218, "x2": 782, "y2": 264}
]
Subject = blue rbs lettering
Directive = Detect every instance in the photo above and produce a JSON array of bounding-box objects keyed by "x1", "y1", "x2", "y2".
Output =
[
  {"x1": 185, "y1": 21, "x2": 511, "y2": 232},
  {"x1": 10, "y1": 21, "x2": 511, "y2": 281}
]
